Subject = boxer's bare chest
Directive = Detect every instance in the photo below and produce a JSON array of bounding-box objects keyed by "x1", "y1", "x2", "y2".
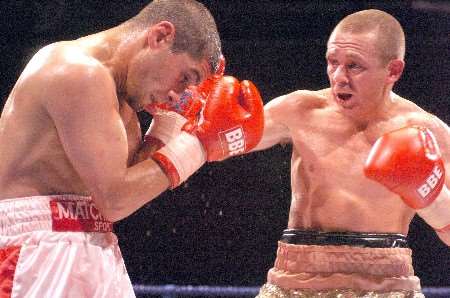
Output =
[
  {"x1": 292, "y1": 109, "x2": 376, "y2": 173},
  {"x1": 286, "y1": 107, "x2": 415, "y2": 232},
  {"x1": 0, "y1": 97, "x2": 142, "y2": 198},
  {"x1": 292, "y1": 119, "x2": 374, "y2": 200}
]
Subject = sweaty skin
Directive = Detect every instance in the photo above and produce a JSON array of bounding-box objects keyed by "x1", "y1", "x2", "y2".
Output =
[
  {"x1": 0, "y1": 25, "x2": 211, "y2": 222},
  {"x1": 254, "y1": 30, "x2": 450, "y2": 245}
]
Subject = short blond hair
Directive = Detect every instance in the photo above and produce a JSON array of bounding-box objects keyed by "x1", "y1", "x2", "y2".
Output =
[{"x1": 330, "y1": 9, "x2": 405, "y2": 65}]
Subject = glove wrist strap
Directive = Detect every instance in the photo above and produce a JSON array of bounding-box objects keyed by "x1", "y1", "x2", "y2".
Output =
[
  {"x1": 153, "y1": 132, "x2": 206, "y2": 188},
  {"x1": 146, "y1": 112, "x2": 187, "y2": 145}
]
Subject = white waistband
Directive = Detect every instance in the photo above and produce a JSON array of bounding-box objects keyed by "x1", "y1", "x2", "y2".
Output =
[{"x1": 0, "y1": 195, "x2": 111, "y2": 236}]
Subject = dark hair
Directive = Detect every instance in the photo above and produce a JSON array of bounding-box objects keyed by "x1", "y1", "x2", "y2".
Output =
[{"x1": 127, "y1": 0, "x2": 221, "y2": 73}]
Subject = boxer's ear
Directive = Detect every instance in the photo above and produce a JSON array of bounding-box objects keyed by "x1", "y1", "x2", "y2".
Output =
[
  {"x1": 146, "y1": 21, "x2": 175, "y2": 49},
  {"x1": 386, "y1": 59, "x2": 404, "y2": 84}
]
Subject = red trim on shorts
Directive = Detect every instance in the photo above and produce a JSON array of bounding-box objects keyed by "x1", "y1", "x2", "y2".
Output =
[
  {"x1": 0, "y1": 246, "x2": 21, "y2": 298},
  {"x1": 49, "y1": 198, "x2": 112, "y2": 233}
]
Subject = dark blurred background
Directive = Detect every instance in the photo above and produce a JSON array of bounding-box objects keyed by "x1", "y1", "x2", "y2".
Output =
[{"x1": 1, "y1": 0, "x2": 449, "y2": 289}]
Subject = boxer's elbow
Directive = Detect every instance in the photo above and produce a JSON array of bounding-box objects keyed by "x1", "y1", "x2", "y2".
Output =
[
  {"x1": 101, "y1": 209, "x2": 128, "y2": 223},
  {"x1": 90, "y1": 185, "x2": 132, "y2": 222},
  {"x1": 94, "y1": 197, "x2": 129, "y2": 222}
]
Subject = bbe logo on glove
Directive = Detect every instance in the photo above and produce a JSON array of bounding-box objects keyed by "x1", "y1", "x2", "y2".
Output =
[
  {"x1": 416, "y1": 128, "x2": 445, "y2": 199},
  {"x1": 417, "y1": 164, "x2": 444, "y2": 199},
  {"x1": 219, "y1": 126, "x2": 245, "y2": 156}
]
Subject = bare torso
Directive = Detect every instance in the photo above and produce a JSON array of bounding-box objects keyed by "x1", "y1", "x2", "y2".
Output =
[
  {"x1": 0, "y1": 42, "x2": 141, "y2": 200},
  {"x1": 260, "y1": 88, "x2": 441, "y2": 235}
]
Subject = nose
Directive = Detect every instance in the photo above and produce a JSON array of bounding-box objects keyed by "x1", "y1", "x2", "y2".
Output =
[
  {"x1": 332, "y1": 65, "x2": 349, "y2": 87},
  {"x1": 167, "y1": 90, "x2": 182, "y2": 104}
]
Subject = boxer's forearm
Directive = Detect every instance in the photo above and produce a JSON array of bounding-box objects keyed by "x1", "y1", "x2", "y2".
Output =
[
  {"x1": 418, "y1": 185, "x2": 450, "y2": 247},
  {"x1": 251, "y1": 118, "x2": 290, "y2": 152},
  {"x1": 252, "y1": 130, "x2": 290, "y2": 152},
  {"x1": 92, "y1": 158, "x2": 170, "y2": 222},
  {"x1": 251, "y1": 101, "x2": 291, "y2": 152},
  {"x1": 434, "y1": 187, "x2": 450, "y2": 247}
]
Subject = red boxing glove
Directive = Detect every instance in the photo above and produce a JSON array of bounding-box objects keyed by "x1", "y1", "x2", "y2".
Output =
[
  {"x1": 195, "y1": 76, "x2": 264, "y2": 161},
  {"x1": 152, "y1": 76, "x2": 264, "y2": 188},
  {"x1": 364, "y1": 126, "x2": 450, "y2": 231},
  {"x1": 194, "y1": 55, "x2": 226, "y2": 98}
]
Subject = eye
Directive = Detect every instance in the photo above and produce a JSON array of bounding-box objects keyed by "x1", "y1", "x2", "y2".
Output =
[
  {"x1": 180, "y1": 74, "x2": 189, "y2": 84},
  {"x1": 327, "y1": 59, "x2": 339, "y2": 69},
  {"x1": 347, "y1": 63, "x2": 362, "y2": 70}
]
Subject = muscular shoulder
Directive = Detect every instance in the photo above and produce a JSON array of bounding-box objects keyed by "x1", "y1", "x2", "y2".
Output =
[
  {"x1": 60, "y1": 44, "x2": 111, "y2": 84},
  {"x1": 22, "y1": 43, "x2": 115, "y2": 103},
  {"x1": 393, "y1": 94, "x2": 445, "y2": 129},
  {"x1": 17, "y1": 43, "x2": 120, "y2": 123},
  {"x1": 391, "y1": 94, "x2": 449, "y2": 150}
]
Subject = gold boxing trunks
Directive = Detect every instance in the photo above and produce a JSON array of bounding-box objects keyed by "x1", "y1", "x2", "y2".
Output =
[{"x1": 256, "y1": 230, "x2": 424, "y2": 298}]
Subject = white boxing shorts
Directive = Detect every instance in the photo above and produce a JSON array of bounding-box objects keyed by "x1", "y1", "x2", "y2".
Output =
[{"x1": 0, "y1": 195, "x2": 136, "y2": 298}]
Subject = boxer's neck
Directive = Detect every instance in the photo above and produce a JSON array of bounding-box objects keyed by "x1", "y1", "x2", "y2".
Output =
[{"x1": 76, "y1": 27, "x2": 145, "y2": 95}]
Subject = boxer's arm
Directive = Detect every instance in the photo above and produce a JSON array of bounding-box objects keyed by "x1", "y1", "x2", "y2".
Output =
[
  {"x1": 252, "y1": 94, "x2": 291, "y2": 151},
  {"x1": 45, "y1": 63, "x2": 171, "y2": 222}
]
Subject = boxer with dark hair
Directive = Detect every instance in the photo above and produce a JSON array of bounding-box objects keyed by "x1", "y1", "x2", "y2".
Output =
[{"x1": 0, "y1": 1, "x2": 264, "y2": 297}]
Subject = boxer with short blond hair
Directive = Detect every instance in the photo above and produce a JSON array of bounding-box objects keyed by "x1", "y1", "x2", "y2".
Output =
[
  {"x1": 253, "y1": 9, "x2": 449, "y2": 297},
  {"x1": 0, "y1": 0, "x2": 264, "y2": 297}
]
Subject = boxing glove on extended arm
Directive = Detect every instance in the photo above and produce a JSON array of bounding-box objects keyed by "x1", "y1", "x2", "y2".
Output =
[{"x1": 152, "y1": 76, "x2": 264, "y2": 188}]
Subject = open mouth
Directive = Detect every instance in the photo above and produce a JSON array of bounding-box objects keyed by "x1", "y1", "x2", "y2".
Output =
[{"x1": 337, "y1": 93, "x2": 353, "y2": 101}]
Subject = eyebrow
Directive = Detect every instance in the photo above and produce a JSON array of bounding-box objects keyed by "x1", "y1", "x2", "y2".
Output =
[
  {"x1": 325, "y1": 52, "x2": 363, "y2": 61},
  {"x1": 345, "y1": 53, "x2": 364, "y2": 61}
]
